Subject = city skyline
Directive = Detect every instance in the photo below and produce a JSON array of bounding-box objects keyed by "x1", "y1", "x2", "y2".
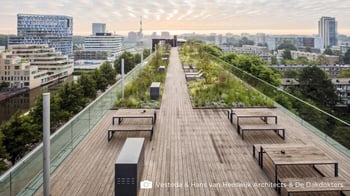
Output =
[{"x1": 1, "y1": 0, "x2": 350, "y2": 36}]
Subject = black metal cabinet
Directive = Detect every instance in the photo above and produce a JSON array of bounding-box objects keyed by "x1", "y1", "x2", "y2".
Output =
[{"x1": 115, "y1": 138, "x2": 145, "y2": 196}]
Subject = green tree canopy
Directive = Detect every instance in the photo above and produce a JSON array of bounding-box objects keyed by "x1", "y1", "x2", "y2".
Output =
[
  {"x1": 337, "y1": 68, "x2": 350, "y2": 78},
  {"x1": 238, "y1": 37, "x2": 255, "y2": 46},
  {"x1": 305, "y1": 47, "x2": 312, "y2": 53},
  {"x1": 298, "y1": 66, "x2": 337, "y2": 107},
  {"x1": 203, "y1": 44, "x2": 223, "y2": 57},
  {"x1": 343, "y1": 48, "x2": 350, "y2": 64},
  {"x1": 134, "y1": 53, "x2": 141, "y2": 64},
  {"x1": 277, "y1": 41, "x2": 297, "y2": 51},
  {"x1": 283, "y1": 69, "x2": 300, "y2": 78},
  {"x1": 77, "y1": 73, "x2": 97, "y2": 99},
  {"x1": 2, "y1": 113, "x2": 41, "y2": 164},
  {"x1": 100, "y1": 61, "x2": 116, "y2": 85},
  {"x1": 316, "y1": 55, "x2": 329, "y2": 65},
  {"x1": 57, "y1": 82, "x2": 87, "y2": 114},
  {"x1": 143, "y1": 48, "x2": 150, "y2": 58},
  {"x1": 0, "y1": 130, "x2": 9, "y2": 170},
  {"x1": 92, "y1": 69, "x2": 108, "y2": 91},
  {"x1": 114, "y1": 51, "x2": 136, "y2": 74},
  {"x1": 282, "y1": 49, "x2": 292, "y2": 60},
  {"x1": 323, "y1": 48, "x2": 333, "y2": 55}
]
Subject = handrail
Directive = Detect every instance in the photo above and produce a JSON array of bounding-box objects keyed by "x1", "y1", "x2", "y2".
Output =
[{"x1": 0, "y1": 53, "x2": 153, "y2": 196}]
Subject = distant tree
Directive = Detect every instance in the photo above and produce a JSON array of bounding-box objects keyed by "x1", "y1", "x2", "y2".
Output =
[
  {"x1": 92, "y1": 69, "x2": 108, "y2": 91},
  {"x1": 57, "y1": 82, "x2": 87, "y2": 114},
  {"x1": 343, "y1": 48, "x2": 350, "y2": 64},
  {"x1": 114, "y1": 51, "x2": 136, "y2": 74},
  {"x1": 257, "y1": 43, "x2": 268, "y2": 47},
  {"x1": 298, "y1": 66, "x2": 337, "y2": 107},
  {"x1": 270, "y1": 56, "x2": 278, "y2": 65},
  {"x1": 316, "y1": 55, "x2": 329, "y2": 65},
  {"x1": 295, "y1": 57, "x2": 310, "y2": 65},
  {"x1": 100, "y1": 61, "x2": 117, "y2": 85},
  {"x1": 143, "y1": 48, "x2": 150, "y2": 58},
  {"x1": 305, "y1": 47, "x2": 312, "y2": 53},
  {"x1": 203, "y1": 44, "x2": 223, "y2": 57},
  {"x1": 238, "y1": 37, "x2": 255, "y2": 46},
  {"x1": 30, "y1": 94, "x2": 70, "y2": 131},
  {"x1": 134, "y1": 53, "x2": 141, "y2": 64},
  {"x1": 77, "y1": 73, "x2": 97, "y2": 99},
  {"x1": 337, "y1": 68, "x2": 350, "y2": 78},
  {"x1": 0, "y1": 130, "x2": 9, "y2": 171},
  {"x1": 282, "y1": 49, "x2": 292, "y2": 60},
  {"x1": 277, "y1": 41, "x2": 297, "y2": 51},
  {"x1": 283, "y1": 69, "x2": 299, "y2": 78},
  {"x1": 323, "y1": 48, "x2": 333, "y2": 55},
  {"x1": 0, "y1": 81, "x2": 9, "y2": 90},
  {"x1": 221, "y1": 52, "x2": 238, "y2": 64}
]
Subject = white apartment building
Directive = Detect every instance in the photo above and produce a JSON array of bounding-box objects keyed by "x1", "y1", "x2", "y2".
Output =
[
  {"x1": 84, "y1": 34, "x2": 122, "y2": 58},
  {"x1": 289, "y1": 50, "x2": 339, "y2": 65},
  {"x1": 0, "y1": 44, "x2": 73, "y2": 89},
  {"x1": 220, "y1": 44, "x2": 271, "y2": 62}
]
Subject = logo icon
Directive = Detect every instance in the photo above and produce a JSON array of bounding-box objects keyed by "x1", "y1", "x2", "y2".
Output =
[{"x1": 140, "y1": 180, "x2": 153, "y2": 189}]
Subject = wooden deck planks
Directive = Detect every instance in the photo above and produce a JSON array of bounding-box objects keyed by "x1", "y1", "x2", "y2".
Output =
[{"x1": 36, "y1": 48, "x2": 350, "y2": 196}]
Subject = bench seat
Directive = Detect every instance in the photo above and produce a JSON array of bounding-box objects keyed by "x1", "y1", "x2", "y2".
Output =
[
  {"x1": 279, "y1": 177, "x2": 350, "y2": 196},
  {"x1": 239, "y1": 124, "x2": 285, "y2": 140},
  {"x1": 108, "y1": 124, "x2": 153, "y2": 142}
]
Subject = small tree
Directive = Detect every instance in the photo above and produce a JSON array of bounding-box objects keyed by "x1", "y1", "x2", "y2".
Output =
[
  {"x1": 343, "y1": 48, "x2": 350, "y2": 64},
  {"x1": 282, "y1": 49, "x2": 292, "y2": 60},
  {"x1": 298, "y1": 66, "x2": 337, "y2": 107},
  {"x1": 77, "y1": 73, "x2": 97, "y2": 99},
  {"x1": 100, "y1": 61, "x2": 116, "y2": 85},
  {"x1": 277, "y1": 41, "x2": 297, "y2": 51},
  {"x1": 323, "y1": 48, "x2": 333, "y2": 55},
  {"x1": 114, "y1": 51, "x2": 136, "y2": 74}
]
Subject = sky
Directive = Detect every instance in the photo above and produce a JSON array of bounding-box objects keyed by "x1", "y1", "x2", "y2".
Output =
[{"x1": 1, "y1": 0, "x2": 350, "y2": 36}]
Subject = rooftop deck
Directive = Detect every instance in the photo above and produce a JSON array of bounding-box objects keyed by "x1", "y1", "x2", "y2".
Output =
[{"x1": 37, "y1": 48, "x2": 350, "y2": 195}]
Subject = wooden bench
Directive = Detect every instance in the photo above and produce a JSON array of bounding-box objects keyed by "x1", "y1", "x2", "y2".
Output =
[
  {"x1": 239, "y1": 124, "x2": 285, "y2": 140},
  {"x1": 107, "y1": 124, "x2": 154, "y2": 142},
  {"x1": 279, "y1": 177, "x2": 350, "y2": 196}
]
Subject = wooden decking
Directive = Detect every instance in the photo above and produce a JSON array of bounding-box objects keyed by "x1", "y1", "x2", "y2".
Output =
[{"x1": 36, "y1": 48, "x2": 350, "y2": 196}]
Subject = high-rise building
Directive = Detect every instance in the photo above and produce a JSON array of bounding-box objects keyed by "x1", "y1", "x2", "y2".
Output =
[
  {"x1": 84, "y1": 33, "x2": 122, "y2": 57},
  {"x1": 128, "y1": 31, "x2": 137, "y2": 42},
  {"x1": 318, "y1": 16, "x2": 337, "y2": 48},
  {"x1": 256, "y1": 33, "x2": 266, "y2": 45},
  {"x1": 92, "y1": 23, "x2": 106, "y2": 36},
  {"x1": 8, "y1": 14, "x2": 73, "y2": 56},
  {"x1": 76, "y1": 23, "x2": 122, "y2": 61}
]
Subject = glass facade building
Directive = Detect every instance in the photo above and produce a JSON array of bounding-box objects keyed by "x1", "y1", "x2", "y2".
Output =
[
  {"x1": 318, "y1": 16, "x2": 337, "y2": 48},
  {"x1": 8, "y1": 14, "x2": 73, "y2": 56}
]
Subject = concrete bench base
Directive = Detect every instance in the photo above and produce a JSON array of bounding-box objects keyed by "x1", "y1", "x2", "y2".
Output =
[
  {"x1": 108, "y1": 124, "x2": 154, "y2": 141},
  {"x1": 239, "y1": 124, "x2": 285, "y2": 140}
]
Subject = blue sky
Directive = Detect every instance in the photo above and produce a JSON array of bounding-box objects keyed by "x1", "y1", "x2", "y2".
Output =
[{"x1": 1, "y1": 0, "x2": 350, "y2": 35}]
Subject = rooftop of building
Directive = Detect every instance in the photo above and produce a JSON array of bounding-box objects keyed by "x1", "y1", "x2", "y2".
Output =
[{"x1": 33, "y1": 48, "x2": 350, "y2": 195}]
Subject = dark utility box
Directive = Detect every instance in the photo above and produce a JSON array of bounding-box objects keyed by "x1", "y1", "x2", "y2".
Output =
[
  {"x1": 115, "y1": 138, "x2": 145, "y2": 196},
  {"x1": 150, "y1": 82, "x2": 161, "y2": 100}
]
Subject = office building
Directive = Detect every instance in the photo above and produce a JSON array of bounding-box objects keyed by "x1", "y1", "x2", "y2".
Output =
[
  {"x1": 256, "y1": 33, "x2": 266, "y2": 45},
  {"x1": 84, "y1": 33, "x2": 122, "y2": 57},
  {"x1": 8, "y1": 14, "x2": 73, "y2": 56},
  {"x1": 318, "y1": 16, "x2": 337, "y2": 48}
]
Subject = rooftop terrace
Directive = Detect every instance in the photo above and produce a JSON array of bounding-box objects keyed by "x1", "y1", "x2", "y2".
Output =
[{"x1": 32, "y1": 48, "x2": 350, "y2": 195}]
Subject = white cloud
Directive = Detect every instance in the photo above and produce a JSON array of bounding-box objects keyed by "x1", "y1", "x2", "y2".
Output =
[{"x1": 0, "y1": 0, "x2": 349, "y2": 34}]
